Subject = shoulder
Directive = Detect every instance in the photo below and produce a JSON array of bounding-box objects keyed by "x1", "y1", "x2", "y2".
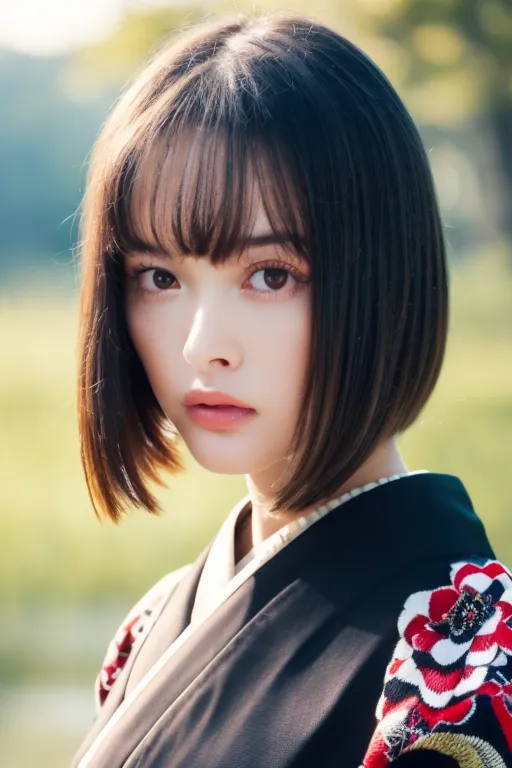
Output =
[
  {"x1": 362, "y1": 558, "x2": 512, "y2": 766},
  {"x1": 94, "y1": 565, "x2": 191, "y2": 712}
]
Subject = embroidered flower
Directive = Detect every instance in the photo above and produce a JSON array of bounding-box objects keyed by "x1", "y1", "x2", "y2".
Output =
[
  {"x1": 380, "y1": 560, "x2": 512, "y2": 713},
  {"x1": 362, "y1": 560, "x2": 512, "y2": 767},
  {"x1": 94, "y1": 570, "x2": 186, "y2": 710},
  {"x1": 95, "y1": 609, "x2": 152, "y2": 707}
]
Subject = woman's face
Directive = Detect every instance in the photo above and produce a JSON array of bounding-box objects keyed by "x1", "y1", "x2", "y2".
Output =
[{"x1": 124, "y1": 196, "x2": 312, "y2": 481}]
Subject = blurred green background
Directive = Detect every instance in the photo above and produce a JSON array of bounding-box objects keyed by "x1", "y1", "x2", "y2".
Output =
[{"x1": 0, "y1": 1, "x2": 511, "y2": 766}]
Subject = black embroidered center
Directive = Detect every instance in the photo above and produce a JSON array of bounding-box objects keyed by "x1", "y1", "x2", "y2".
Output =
[{"x1": 442, "y1": 588, "x2": 495, "y2": 640}]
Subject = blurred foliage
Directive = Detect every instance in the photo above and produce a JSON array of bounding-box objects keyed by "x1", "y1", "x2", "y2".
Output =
[
  {"x1": 68, "y1": 5, "x2": 205, "y2": 91},
  {"x1": 353, "y1": 0, "x2": 512, "y2": 249},
  {"x1": 0, "y1": 732, "x2": 82, "y2": 768},
  {"x1": 0, "y1": 50, "x2": 114, "y2": 281}
]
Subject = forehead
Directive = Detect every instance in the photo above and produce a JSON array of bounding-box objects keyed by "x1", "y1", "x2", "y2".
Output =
[{"x1": 249, "y1": 197, "x2": 272, "y2": 236}]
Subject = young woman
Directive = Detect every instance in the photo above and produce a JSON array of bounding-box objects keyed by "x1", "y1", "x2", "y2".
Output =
[{"x1": 70, "y1": 13, "x2": 512, "y2": 767}]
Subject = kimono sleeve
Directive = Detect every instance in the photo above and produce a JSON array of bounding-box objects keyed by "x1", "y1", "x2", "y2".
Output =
[
  {"x1": 94, "y1": 565, "x2": 190, "y2": 714},
  {"x1": 361, "y1": 559, "x2": 512, "y2": 767}
]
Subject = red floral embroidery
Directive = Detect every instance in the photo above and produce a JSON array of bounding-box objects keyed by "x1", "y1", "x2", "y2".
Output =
[
  {"x1": 94, "y1": 572, "x2": 184, "y2": 710},
  {"x1": 96, "y1": 612, "x2": 147, "y2": 708},
  {"x1": 362, "y1": 559, "x2": 512, "y2": 766}
]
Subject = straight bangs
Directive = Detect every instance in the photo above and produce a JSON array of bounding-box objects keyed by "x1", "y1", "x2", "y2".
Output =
[{"x1": 106, "y1": 118, "x2": 311, "y2": 266}]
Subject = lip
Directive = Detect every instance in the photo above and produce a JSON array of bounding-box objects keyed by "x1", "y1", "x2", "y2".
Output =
[
  {"x1": 183, "y1": 389, "x2": 254, "y2": 409},
  {"x1": 183, "y1": 390, "x2": 256, "y2": 431},
  {"x1": 184, "y1": 404, "x2": 257, "y2": 431}
]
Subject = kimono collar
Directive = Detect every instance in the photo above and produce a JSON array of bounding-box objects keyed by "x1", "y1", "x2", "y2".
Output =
[{"x1": 191, "y1": 471, "x2": 429, "y2": 625}]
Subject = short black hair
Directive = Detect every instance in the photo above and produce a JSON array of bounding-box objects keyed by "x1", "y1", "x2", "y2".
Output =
[{"x1": 78, "y1": 13, "x2": 448, "y2": 521}]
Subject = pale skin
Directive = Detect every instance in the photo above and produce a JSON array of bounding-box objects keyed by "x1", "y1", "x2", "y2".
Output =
[{"x1": 124, "y1": 200, "x2": 408, "y2": 563}]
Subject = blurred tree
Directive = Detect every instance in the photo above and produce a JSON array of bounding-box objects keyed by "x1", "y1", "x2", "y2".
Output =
[
  {"x1": 354, "y1": 0, "x2": 512, "y2": 255},
  {"x1": 0, "y1": 50, "x2": 112, "y2": 280},
  {"x1": 68, "y1": 5, "x2": 204, "y2": 93}
]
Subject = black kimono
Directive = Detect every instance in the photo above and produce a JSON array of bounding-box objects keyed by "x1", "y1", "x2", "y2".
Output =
[{"x1": 70, "y1": 473, "x2": 512, "y2": 767}]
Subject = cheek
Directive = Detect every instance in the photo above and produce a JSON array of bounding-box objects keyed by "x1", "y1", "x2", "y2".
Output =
[
  {"x1": 125, "y1": 306, "x2": 175, "y2": 396},
  {"x1": 288, "y1": 303, "x2": 312, "y2": 408},
  {"x1": 126, "y1": 306, "x2": 150, "y2": 367},
  {"x1": 260, "y1": 299, "x2": 311, "y2": 402}
]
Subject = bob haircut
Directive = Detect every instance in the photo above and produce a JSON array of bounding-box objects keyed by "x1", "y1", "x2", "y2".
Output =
[{"x1": 78, "y1": 13, "x2": 448, "y2": 522}]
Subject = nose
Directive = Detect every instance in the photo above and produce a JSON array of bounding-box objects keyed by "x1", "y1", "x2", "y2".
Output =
[{"x1": 182, "y1": 302, "x2": 242, "y2": 372}]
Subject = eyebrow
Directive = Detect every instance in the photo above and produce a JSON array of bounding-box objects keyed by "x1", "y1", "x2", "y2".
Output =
[
  {"x1": 125, "y1": 232, "x2": 300, "y2": 259},
  {"x1": 247, "y1": 233, "x2": 296, "y2": 248}
]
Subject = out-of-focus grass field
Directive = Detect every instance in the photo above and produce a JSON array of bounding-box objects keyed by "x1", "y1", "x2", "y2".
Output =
[{"x1": 0, "y1": 252, "x2": 510, "y2": 767}]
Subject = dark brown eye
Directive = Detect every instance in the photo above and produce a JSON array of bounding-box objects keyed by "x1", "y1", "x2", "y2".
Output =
[
  {"x1": 152, "y1": 269, "x2": 175, "y2": 289},
  {"x1": 263, "y1": 268, "x2": 288, "y2": 290}
]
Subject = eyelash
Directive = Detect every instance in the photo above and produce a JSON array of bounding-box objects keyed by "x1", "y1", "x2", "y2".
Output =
[{"x1": 128, "y1": 260, "x2": 310, "y2": 302}]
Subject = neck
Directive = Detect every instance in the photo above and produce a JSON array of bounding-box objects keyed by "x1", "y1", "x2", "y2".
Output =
[{"x1": 236, "y1": 438, "x2": 408, "y2": 562}]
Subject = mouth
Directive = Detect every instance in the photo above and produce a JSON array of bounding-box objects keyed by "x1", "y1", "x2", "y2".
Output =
[{"x1": 184, "y1": 403, "x2": 256, "y2": 431}]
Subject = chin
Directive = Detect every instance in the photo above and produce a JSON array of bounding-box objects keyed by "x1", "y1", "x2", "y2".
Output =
[
  {"x1": 189, "y1": 450, "x2": 252, "y2": 475},
  {"x1": 182, "y1": 432, "x2": 275, "y2": 476}
]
